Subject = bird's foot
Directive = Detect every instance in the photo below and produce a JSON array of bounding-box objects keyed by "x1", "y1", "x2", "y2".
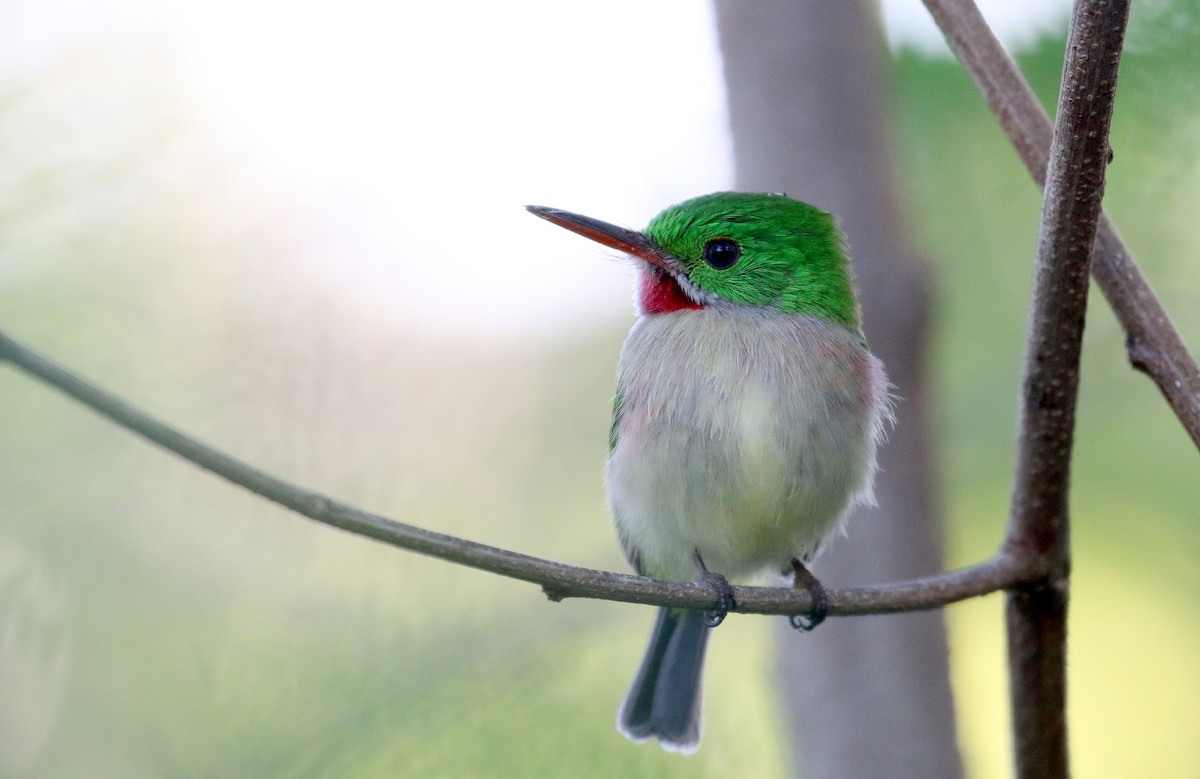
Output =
[
  {"x1": 788, "y1": 559, "x2": 828, "y2": 632},
  {"x1": 694, "y1": 552, "x2": 736, "y2": 627},
  {"x1": 699, "y1": 570, "x2": 737, "y2": 627}
]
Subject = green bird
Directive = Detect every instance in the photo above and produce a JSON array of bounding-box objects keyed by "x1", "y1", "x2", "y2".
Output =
[{"x1": 527, "y1": 192, "x2": 890, "y2": 753}]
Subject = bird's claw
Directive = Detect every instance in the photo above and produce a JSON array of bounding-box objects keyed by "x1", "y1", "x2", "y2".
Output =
[
  {"x1": 788, "y1": 612, "x2": 823, "y2": 631},
  {"x1": 699, "y1": 570, "x2": 737, "y2": 628},
  {"x1": 789, "y1": 558, "x2": 828, "y2": 632}
]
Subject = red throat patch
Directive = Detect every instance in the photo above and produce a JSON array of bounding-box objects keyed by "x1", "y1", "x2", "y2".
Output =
[{"x1": 637, "y1": 267, "x2": 703, "y2": 315}]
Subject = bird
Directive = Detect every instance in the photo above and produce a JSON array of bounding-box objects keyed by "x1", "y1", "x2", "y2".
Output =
[{"x1": 526, "y1": 191, "x2": 890, "y2": 754}]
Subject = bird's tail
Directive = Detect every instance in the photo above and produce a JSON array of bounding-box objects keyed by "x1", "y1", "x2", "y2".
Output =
[{"x1": 617, "y1": 607, "x2": 711, "y2": 753}]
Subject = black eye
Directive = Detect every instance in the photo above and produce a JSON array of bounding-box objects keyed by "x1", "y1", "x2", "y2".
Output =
[{"x1": 703, "y1": 238, "x2": 741, "y2": 270}]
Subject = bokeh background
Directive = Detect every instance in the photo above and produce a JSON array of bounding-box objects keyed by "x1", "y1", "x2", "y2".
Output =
[{"x1": 1, "y1": 0, "x2": 1197, "y2": 776}]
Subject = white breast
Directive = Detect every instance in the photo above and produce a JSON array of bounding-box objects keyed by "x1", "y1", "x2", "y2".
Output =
[{"x1": 607, "y1": 307, "x2": 888, "y2": 583}]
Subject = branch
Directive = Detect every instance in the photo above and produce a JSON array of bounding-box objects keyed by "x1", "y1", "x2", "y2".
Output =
[
  {"x1": 923, "y1": 0, "x2": 1200, "y2": 450},
  {"x1": 1001, "y1": 2, "x2": 1131, "y2": 777},
  {"x1": 0, "y1": 327, "x2": 1041, "y2": 617}
]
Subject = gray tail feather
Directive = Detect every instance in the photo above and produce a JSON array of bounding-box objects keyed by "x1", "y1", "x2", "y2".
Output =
[{"x1": 617, "y1": 607, "x2": 711, "y2": 753}]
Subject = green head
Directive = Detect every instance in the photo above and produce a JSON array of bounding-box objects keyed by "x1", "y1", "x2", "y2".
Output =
[{"x1": 527, "y1": 191, "x2": 860, "y2": 327}]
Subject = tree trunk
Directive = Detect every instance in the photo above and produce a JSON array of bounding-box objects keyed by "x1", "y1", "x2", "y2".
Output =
[{"x1": 712, "y1": 2, "x2": 964, "y2": 777}]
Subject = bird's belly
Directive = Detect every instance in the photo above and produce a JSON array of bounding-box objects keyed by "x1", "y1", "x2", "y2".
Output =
[{"x1": 607, "y1": 311, "x2": 884, "y2": 583}]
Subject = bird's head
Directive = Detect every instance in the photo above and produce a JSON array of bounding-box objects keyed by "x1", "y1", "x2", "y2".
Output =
[{"x1": 527, "y1": 191, "x2": 859, "y2": 326}]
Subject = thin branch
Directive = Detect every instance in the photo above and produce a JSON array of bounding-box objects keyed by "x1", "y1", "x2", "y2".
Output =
[
  {"x1": 923, "y1": 0, "x2": 1200, "y2": 450},
  {"x1": 0, "y1": 327, "x2": 1040, "y2": 616},
  {"x1": 1002, "y1": 2, "x2": 1131, "y2": 778}
]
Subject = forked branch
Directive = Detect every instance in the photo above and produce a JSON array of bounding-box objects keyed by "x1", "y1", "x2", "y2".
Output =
[{"x1": 923, "y1": 0, "x2": 1200, "y2": 449}]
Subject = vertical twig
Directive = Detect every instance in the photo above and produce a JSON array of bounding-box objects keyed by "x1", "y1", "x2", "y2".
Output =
[
  {"x1": 923, "y1": 0, "x2": 1200, "y2": 450},
  {"x1": 1004, "y1": 2, "x2": 1130, "y2": 777}
]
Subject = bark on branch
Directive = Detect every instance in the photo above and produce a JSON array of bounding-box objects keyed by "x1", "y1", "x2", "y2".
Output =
[
  {"x1": 1000, "y1": 2, "x2": 1131, "y2": 777},
  {"x1": 0, "y1": 327, "x2": 1040, "y2": 618}
]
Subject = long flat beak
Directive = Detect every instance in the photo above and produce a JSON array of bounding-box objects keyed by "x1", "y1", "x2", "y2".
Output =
[{"x1": 525, "y1": 205, "x2": 672, "y2": 270}]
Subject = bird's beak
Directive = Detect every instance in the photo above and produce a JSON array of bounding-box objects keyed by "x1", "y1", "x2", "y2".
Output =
[{"x1": 525, "y1": 205, "x2": 674, "y2": 271}]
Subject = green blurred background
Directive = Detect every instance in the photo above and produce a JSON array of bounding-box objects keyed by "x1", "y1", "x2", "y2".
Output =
[{"x1": 1, "y1": 1, "x2": 1197, "y2": 777}]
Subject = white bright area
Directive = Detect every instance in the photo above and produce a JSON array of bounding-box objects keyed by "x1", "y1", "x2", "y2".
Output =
[{"x1": 2, "y1": 0, "x2": 1070, "y2": 337}]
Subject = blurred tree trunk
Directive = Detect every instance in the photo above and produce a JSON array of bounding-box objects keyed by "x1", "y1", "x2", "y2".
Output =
[{"x1": 712, "y1": 2, "x2": 964, "y2": 777}]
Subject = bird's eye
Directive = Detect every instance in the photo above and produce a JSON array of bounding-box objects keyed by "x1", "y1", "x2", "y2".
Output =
[{"x1": 702, "y1": 238, "x2": 741, "y2": 270}]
